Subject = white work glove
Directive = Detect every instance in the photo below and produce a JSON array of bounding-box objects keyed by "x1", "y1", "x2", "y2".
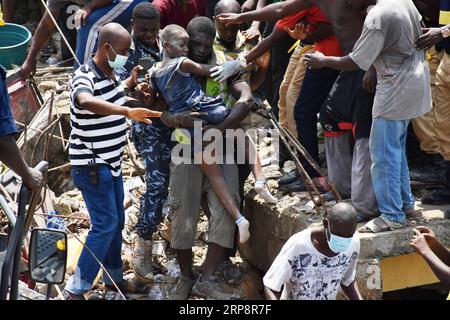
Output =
[{"x1": 211, "y1": 56, "x2": 247, "y2": 83}]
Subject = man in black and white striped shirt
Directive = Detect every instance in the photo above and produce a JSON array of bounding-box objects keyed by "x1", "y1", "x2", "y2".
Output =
[{"x1": 64, "y1": 22, "x2": 160, "y2": 299}]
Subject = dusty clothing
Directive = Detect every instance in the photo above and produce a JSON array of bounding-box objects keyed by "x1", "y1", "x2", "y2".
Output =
[
  {"x1": 412, "y1": 47, "x2": 444, "y2": 155},
  {"x1": 349, "y1": 0, "x2": 432, "y2": 120},
  {"x1": 433, "y1": 52, "x2": 450, "y2": 160},
  {"x1": 278, "y1": 45, "x2": 314, "y2": 139},
  {"x1": 324, "y1": 134, "x2": 378, "y2": 218},
  {"x1": 263, "y1": 228, "x2": 360, "y2": 300},
  {"x1": 168, "y1": 162, "x2": 239, "y2": 250}
]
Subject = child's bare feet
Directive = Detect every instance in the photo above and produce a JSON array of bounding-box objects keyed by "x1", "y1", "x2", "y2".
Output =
[
  {"x1": 236, "y1": 215, "x2": 250, "y2": 243},
  {"x1": 255, "y1": 180, "x2": 277, "y2": 204}
]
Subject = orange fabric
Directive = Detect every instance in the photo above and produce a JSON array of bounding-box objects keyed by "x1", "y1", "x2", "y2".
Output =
[{"x1": 275, "y1": 7, "x2": 342, "y2": 57}]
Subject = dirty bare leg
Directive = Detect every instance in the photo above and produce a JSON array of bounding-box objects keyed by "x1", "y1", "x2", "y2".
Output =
[
  {"x1": 195, "y1": 151, "x2": 250, "y2": 243},
  {"x1": 244, "y1": 134, "x2": 277, "y2": 203},
  {"x1": 199, "y1": 243, "x2": 225, "y2": 281},
  {"x1": 176, "y1": 249, "x2": 196, "y2": 279}
]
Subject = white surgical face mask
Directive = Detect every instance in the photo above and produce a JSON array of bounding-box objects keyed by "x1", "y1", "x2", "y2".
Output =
[
  {"x1": 326, "y1": 223, "x2": 353, "y2": 254},
  {"x1": 107, "y1": 44, "x2": 128, "y2": 69}
]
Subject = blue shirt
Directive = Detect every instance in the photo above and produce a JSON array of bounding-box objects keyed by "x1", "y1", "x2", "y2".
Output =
[{"x1": 0, "y1": 65, "x2": 18, "y2": 137}]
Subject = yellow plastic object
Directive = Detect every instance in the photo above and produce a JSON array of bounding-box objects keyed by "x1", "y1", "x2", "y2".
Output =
[
  {"x1": 288, "y1": 39, "x2": 301, "y2": 54},
  {"x1": 426, "y1": 50, "x2": 431, "y2": 62},
  {"x1": 0, "y1": 5, "x2": 5, "y2": 26},
  {"x1": 380, "y1": 252, "x2": 440, "y2": 292},
  {"x1": 56, "y1": 239, "x2": 66, "y2": 251}
]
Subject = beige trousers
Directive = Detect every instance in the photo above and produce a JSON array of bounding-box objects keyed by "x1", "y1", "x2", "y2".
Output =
[
  {"x1": 278, "y1": 44, "x2": 314, "y2": 139},
  {"x1": 412, "y1": 49, "x2": 450, "y2": 160}
]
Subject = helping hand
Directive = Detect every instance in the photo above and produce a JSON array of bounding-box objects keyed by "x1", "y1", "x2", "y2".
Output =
[
  {"x1": 23, "y1": 168, "x2": 44, "y2": 191},
  {"x1": 210, "y1": 59, "x2": 243, "y2": 83},
  {"x1": 415, "y1": 28, "x2": 443, "y2": 51},
  {"x1": 127, "y1": 108, "x2": 161, "y2": 124},
  {"x1": 283, "y1": 23, "x2": 308, "y2": 40},
  {"x1": 217, "y1": 13, "x2": 243, "y2": 26},
  {"x1": 242, "y1": 26, "x2": 261, "y2": 41},
  {"x1": 304, "y1": 51, "x2": 326, "y2": 69}
]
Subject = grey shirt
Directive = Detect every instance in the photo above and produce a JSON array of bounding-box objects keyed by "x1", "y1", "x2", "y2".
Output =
[
  {"x1": 349, "y1": 0, "x2": 432, "y2": 120},
  {"x1": 47, "y1": 0, "x2": 90, "y2": 12}
]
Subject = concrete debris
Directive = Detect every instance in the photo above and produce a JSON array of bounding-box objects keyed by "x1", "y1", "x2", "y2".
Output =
[{"x1": 37, "y1": 81, "x2": 57, "y2": 93}]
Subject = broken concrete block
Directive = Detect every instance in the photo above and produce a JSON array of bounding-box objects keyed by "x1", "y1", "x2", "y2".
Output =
[{"x1": 38, "y1": 81, "x2": 57, "y2": 93}]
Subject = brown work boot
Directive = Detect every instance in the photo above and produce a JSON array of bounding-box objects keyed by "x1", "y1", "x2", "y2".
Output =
[
  {"x1": 131, "y1": 237, "x2": 154, "y2": 283},
  {"x1": 169, "y1": 275, "x2": 197, "y2": 300}
]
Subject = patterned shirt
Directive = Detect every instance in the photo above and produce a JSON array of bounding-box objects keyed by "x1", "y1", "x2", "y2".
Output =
[{"x1": 263, "y1": 228, "x2": 359, "y2": 300}]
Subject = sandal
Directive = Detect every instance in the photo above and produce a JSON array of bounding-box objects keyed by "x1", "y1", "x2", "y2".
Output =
[{"x1": 358, "y1": 216, "x2": 406, "y2": 233}]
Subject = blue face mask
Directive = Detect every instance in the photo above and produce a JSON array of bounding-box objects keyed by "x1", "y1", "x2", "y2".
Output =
[
  {"x1": 326, "y1": 223, "x2": 353, "y2": 254},
  {"x1": 107, "y1": 44, "x2": 128, "y2": 69}
]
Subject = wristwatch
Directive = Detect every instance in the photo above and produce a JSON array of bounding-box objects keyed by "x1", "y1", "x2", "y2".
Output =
[{"x1": 442, "y1": 26, "x2": 450, "y2": 39}]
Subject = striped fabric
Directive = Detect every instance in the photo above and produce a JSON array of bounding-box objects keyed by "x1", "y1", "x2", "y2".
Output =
[
  {"x1": 441, "y1": 0, "x2": 450, "y2": 25},
  {"x1": 69, "y1": 59, "x2": 127, "y2": 177}
]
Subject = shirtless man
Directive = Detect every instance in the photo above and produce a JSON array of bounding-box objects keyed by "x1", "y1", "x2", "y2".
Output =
[
  {"x1": 216, "y1": 0, "x2": 379, "y2": 222},
  {"x1": 217, "y1": 0, "x2": 370, "y2": 56}
]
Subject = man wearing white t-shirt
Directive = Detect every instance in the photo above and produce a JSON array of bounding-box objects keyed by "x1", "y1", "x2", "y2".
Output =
[{"x1": 263, "y1": 202, "x2": 362, "y2": 300}]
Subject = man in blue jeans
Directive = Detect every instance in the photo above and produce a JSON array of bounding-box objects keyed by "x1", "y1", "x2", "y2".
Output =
[
  {"x1": 305, "y1": 0, "x2": 432, "y2": 232},
  {"x1": 64, "y1": 23, "x2": 159, "y2": 299}
]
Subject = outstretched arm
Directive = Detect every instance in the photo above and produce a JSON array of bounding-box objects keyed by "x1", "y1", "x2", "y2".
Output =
[
  {"x1": 218, "y1": 0, "x2": 312, "y2": 24},
  {"x1": 20, "y1": 9, "x2": 59, "y2": 78},
  {"x1": 304, "y1": 52, "x2": 359, "y2": 71},
  {"x1": 76, "y1": 92, "x2": 159, "y2": 123},
  {"x1": 245, "y1": 26, "x2": 286, "y2": 63},
  {"x1": 180, "y1": 59, "x2": 216, "y2": 77}
]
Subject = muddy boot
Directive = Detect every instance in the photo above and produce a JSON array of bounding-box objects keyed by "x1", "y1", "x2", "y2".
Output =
[{"x1": 131, "y1": 238, "x2": 154, "y2": 283}]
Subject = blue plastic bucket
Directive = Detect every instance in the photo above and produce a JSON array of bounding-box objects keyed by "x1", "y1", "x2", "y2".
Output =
[{"x1": 0, "y1": 23, "x2": 31, "y2": 69}]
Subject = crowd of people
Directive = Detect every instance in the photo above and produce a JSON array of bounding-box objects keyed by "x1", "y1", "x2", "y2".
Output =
[{"x1": 0, "y1": 0, "x2": 449, "y2": 300}]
